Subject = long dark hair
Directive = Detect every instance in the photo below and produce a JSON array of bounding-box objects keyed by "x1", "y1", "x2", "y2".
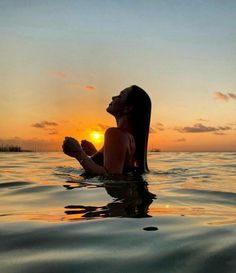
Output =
[{"x1": 126, "y1": 85, "x2": 151, "y2": 173}]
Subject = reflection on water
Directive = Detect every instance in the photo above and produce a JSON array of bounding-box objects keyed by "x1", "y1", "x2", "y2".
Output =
[
  {"x1": 0, "y1": 152, "x2": 236, "y2": 224},
  {"x1": 0, "y1": 152, "x2": 236, "y2": 273},
  {"x1": 64, "y1": 176, "x2": 156, "y2": 220}
]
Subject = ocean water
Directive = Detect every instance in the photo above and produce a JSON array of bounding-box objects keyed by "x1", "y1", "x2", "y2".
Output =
[{"x1": 0, "y1": 152, "x2": 236, "y2": 273}]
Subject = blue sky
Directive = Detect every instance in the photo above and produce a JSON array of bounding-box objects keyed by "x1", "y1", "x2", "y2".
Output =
[{"x1": 1, "y1": 0, "x2": 236, "y2": 151}]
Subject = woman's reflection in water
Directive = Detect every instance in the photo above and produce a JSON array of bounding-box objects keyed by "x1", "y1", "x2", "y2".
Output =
[{"x1": 64, "y1": 176, "x2": 156, "y2": 220}]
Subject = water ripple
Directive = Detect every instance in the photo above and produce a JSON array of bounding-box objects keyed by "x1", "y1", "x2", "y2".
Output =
[{"x1": 0, "y1": 152, "x2": 236, "y2": 273}]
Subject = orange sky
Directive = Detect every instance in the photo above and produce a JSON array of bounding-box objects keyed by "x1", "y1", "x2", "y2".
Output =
[{"x1": 0, "y1": 1, "x2": 236, "y2": 152}]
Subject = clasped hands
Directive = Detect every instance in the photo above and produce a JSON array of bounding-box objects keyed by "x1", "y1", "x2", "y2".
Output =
[
  {"x1": 62, "y1": 137, "x2": 82, "y2": 158},
  {"x1": 62, "y1": 137, "x2": 97, "y2": 158}
]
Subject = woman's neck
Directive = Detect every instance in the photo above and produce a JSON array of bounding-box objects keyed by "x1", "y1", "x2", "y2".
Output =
[{"x1": 116, "y1": 116, "x2": 132, "y2": 133}]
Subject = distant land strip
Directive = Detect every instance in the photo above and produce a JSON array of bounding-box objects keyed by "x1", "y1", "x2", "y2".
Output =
[{"x1": 0, "y1": 145, "x2": 33, "y2": 152}]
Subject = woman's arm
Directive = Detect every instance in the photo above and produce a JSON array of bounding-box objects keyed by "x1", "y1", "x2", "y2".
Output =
[
  {"x1": 63, "y1": 137, "x2": 107, "y2": 175},
  {"x1": 63, "y1": 128, "x2": 128, "y2": 175},
  {"x1": 75, "y1": 150, "x2": 107, "y2": 175},
  {"x1": 81, "y1": 140, "x2": 104, "y2": 166},
  {"x1": 90, "y1": 150, "x2": 104, "y2": 166}
]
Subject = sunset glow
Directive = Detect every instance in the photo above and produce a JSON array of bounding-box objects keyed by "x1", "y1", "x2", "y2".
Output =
[
  {"x1": 0, "y1": 1, "x2": 235, "y2": 151},
  {"x1": 89, "y1": 131, "x2": 104, "y2": 144}
]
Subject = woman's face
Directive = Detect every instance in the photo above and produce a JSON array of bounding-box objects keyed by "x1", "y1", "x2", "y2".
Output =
[{"x1": 106, "y1": 87, "x2": 132, "y2": 117}]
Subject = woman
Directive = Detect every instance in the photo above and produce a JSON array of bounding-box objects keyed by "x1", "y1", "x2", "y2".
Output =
[{"x1": 62, "y1": 85, "x2": 151, "y2": 175}]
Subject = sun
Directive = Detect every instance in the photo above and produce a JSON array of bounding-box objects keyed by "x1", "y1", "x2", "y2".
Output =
[{"x1": 89, "y1": 131, "x2": 104, "y2": 144}]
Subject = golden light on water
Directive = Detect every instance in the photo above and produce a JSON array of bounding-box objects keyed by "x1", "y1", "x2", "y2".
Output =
[{"x1": 89, "y1": 131, "x2": 104, "y2": 144}]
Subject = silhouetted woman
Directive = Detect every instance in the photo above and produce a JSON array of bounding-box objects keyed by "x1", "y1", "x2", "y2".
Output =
[{"x1": 62, "y1": 85, "x2": 151, "y2": 175}]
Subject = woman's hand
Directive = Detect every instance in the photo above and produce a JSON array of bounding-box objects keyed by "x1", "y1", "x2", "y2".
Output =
[
  {"x1": 81, "y1": 140, "x2": 97, "y2": 156},
  {"x1": 62, "y1": 137, "x2": 82, "y2": 158}
]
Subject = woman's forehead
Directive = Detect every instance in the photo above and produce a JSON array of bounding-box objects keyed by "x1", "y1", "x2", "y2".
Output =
[{"x1": 120, "y1": 87, "x2": 131, "y2": 95}]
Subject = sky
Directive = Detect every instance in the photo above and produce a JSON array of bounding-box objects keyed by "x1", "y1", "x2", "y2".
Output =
[{"x1": 0, "y1": 0, "x2": 236, "y2": 151}]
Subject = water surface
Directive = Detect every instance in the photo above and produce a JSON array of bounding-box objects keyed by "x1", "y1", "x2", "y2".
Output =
[{"x1": 0, "y1": 152, "x2": 235, "y2": 273}]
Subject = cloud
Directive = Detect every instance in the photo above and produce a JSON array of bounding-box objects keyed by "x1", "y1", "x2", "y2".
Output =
[
  {"x1": 214, "y1": 132, "x2": 227, "y2": 136},
  {"x1": 218, "y1": 126, "x2": 231, "y2": 130},
  {"x1": 176, "y1": 123, "x2": 231, "y2": 133},
  {"x1": 151, "y1": 122, "x2": 165, "y2": 132},
  {"x1": 32, "y1": 121, "x2": 58, "y2": 129},
  {"x1": 213, "y1": 91, "x2": 236, "y2": 102},
  {"x1": 67, "y1": 83, "x2": 96, "y2": 91},
  {"x1": 157, "y1": 124, "x2": 165, "y2": 131},
  {"x1": 84, "y1": 85, "x2": 96, "y2": 91},
  {"x1": 213, "y1": 92, "x2": 229, "y2": 101},
  {"x1": 228, "y1": 93, "x2": 236, "y2": 100},
  {"x1": 32, "y1": 121, "x2": 59, "y2": 135},
  {"x1": 48, "y1": 71, "x2": 71, "y2": 80}
]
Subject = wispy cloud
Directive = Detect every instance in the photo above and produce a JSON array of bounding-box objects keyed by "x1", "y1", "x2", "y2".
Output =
[
  {"x1": 32, "y1": 121, "x2": 59, "y2": 135},
  {"x1": 228, "y1": 93, "x2": 236, "y2": 100},
  {"x1": 156, "y1": 123, "x2": 165, "y2": 131},
  {"x1": 151, "y1": 122, "x2": 165, "y2": 132},
  {"x1": 213, "y1": 92, "x2": 229, "y2": 101},
  {"x1": 214, "y1": 132, "x2": 227, "y2": 136},
  {"x1": 176, "y1": 123, "x2": 231, "y2": 133},
  {"x1": 32, "y1": 121, "x2": 58, "y2": 129},
  {"x1": 48, "y1": 71, "x2": 71, "y2": 80},
  {"x1": 213, "y1": 91, "x2": 236, "y2": 102},
  {"x1": 67, "y1": 83, "x2": 96, "y2": 91},
  {"x1": 84, "y1": 85, "x2": 96, "y2": 91}
]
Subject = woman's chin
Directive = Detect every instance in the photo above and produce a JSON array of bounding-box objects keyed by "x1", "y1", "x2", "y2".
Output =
[{"x1": 106, "y1": 106, "x2": 112, "y2": 113}]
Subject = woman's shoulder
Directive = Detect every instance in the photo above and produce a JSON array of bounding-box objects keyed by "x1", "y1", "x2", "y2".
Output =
[
  {"x1": 105, "y1": 127, "x2": 131, "y2": 143},
  {"x1": 105, "y1": 127, "x2": 120, "y2": 134},
  {"x1": 105, "y1": 127, "x2": 131, "y2": 137}
]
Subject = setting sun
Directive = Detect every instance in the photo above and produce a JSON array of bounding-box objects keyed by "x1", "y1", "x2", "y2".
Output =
[{"x1": 89, "y1": 131, "x2": 104, "y2": 144}]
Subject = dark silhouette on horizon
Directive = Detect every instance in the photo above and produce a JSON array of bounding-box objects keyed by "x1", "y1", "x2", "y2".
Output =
[{"x1": 0, "y1": 145, "x2": 32, "y2": 152}]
